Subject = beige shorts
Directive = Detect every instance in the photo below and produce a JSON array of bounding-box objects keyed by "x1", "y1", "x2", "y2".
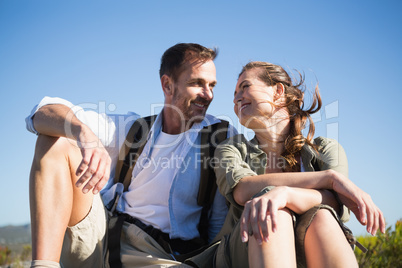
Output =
[
  {"x1": 59, "y1": 195, "x2": 192, "y2": 268},
  {"x1": 60, "y1": 193, "x2": 108, "y2": 268}
]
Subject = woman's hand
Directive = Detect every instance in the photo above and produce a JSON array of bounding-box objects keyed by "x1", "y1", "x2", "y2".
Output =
[
  {"x1": 330, "y1": 170, "x2": 386, "y2": 235},
  {"x1": 240, "y1": 186, "x2": 289, "y2": 245}
]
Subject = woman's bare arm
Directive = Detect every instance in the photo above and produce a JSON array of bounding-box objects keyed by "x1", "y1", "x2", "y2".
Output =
[
  {"x1": 233, "y1": 170, "x2": 335, "y2": 206},
  {"x1": 234, "y1": 169, "x2": 386, "y2": 236}
]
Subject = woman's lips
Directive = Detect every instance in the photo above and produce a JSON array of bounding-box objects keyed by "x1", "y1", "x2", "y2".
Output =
[{"x1": 239, "y1": 103, "x2": 250, "y2": 112}]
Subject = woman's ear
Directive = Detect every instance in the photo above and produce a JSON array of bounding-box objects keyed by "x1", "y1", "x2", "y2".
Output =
[
  {"x1": 274, "y1": 83, "x2": 285, "y2": 102},
  {"x1": 161, "y1": 74, "x2": 173, "y2": 96}
]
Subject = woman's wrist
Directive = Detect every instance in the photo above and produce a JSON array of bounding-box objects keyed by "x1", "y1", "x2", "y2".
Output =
[
  {"x1": 325, "y1": 169, "x2": 339, "y2": 190},
  {"x1": 281, "y1": 186, "x2": 294, "y2": 209},
  {"x1": 320, "y1": 189, "x2": 340, "y2": 211},
  {"x1": 284, "y1": 186, "x2": 322, "y2": 214}
]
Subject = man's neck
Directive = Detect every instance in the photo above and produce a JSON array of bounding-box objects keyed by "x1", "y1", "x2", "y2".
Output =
[{"x1": 161, "y1": 108, "x2": 193, "y2": 134}]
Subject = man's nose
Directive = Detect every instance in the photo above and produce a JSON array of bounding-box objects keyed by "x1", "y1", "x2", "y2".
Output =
[{"x1": 202, "y1": 86, "x2": 213, "y2": 101}]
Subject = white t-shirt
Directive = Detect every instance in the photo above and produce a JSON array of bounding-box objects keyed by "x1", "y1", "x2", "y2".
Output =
[{"x1": 124, "y1": 131, "x2": 186, "y2": 232}]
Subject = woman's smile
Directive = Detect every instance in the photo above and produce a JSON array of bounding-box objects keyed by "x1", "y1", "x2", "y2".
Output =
[{"x1": 239, "y1": 102, "x2": 250, "y2": 113}]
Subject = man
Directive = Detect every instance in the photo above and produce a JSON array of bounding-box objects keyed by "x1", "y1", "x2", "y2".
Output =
[{"x1": 27, "y1": 43, "x2": 237, "y2": 267}]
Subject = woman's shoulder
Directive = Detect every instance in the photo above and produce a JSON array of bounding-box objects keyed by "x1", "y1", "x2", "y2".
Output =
[
  {"x1": 313, "y1": 136, "x2": 340, "y2": 147},
  {"x1": 216, "y1": 134, "x2": 254, "y2": 157},
  {"x1": 220, "y1": 133, "x2": 248, "y2": 145},
  {"x1": 311, "y1": 136, "x2": 346, "y2": 157},
  {"x1": 313, "y1": 136, "x2": 345, "y2": 150}
]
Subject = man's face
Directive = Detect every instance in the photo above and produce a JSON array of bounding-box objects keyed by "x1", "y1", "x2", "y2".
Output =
[{"x1": 171, "y1": 60, "x2": 217, "y2": 124}]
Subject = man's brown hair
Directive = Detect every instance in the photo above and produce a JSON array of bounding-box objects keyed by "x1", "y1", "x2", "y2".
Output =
[{"x1": 159, "y1": 43, "x2": 218, "y2": 82}]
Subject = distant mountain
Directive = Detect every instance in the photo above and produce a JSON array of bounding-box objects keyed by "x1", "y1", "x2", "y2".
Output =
[{"x1": 0, "y1": 224, "x2": 31, "y2": 245}]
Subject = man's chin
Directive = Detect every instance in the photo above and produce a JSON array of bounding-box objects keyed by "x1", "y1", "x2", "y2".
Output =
[{"x1": 185, "y1": 112, "x2": 206, "y2": 124}]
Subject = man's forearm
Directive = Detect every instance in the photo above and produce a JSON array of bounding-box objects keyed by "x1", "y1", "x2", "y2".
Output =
[{"x1": 33, "y1": 104, "x2": 89, "y2": 141}]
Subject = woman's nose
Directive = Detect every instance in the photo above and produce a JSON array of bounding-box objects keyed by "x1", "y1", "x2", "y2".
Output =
[{"x1": 233, "y1": 91, "x2": 242, "y2": 104}]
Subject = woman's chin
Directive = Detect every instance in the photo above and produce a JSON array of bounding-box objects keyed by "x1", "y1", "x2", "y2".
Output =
[{"x1": 239, "y1": 118, "x2": 256, "y2": 130}]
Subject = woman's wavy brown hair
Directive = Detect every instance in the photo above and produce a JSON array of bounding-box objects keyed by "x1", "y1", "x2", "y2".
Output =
[{"x1": 239, "y1": 61, "x2": 322, "y2": 172}]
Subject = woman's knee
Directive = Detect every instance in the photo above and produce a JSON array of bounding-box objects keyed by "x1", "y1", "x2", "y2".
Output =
[
  {"x1": 248, "y1": 208, "x2": 296, "y2": 267},
  {"x1": 305, "y1": 208, "x2": 345, "y2": 243},
  {"x1": 277, "y1": 208, "x2": 294, "y2": 224},
  {"x1": 305, "y1": 209, "x2": 358, "y2": 267},
  {"x1": 269, "y1": 208, "x2": 295, "y2": 238},
  {"x1": 310, "y1": 208, "x2": 338, "y2": 228}
]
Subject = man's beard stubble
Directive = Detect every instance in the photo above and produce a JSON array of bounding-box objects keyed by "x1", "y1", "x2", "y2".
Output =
[{"x1": 172, "y1": 89, "x2": 210, "y2": 125}]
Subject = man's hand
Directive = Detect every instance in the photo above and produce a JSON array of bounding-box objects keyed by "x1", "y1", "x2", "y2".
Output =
[
  {"x1": 331, "y1": 171, "x2": 386, "y2": 235},
  {"x1": 74, "y1": 126, "x2": 111, "y2": 195}
]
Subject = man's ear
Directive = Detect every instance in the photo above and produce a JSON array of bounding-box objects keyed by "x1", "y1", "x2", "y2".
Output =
[
  {"x1": 161, "y1": 74, "x2": 174, "y2": 96},
  {"x1": 274, "y1": 83, "x2": 285, "y2": 102}
]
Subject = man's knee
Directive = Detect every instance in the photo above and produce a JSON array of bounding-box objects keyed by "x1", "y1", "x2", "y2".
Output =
[
  {"x1": 33, "y1": 135, "x2": 79, "y2": 163},
  {"x1": 31, "y1": 135, "x2": 82, "y2": 182}
]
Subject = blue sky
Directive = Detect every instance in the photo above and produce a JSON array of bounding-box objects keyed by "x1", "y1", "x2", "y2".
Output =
[{"x1": 0, "y1": 0, "x2": 401, "y2": 236}]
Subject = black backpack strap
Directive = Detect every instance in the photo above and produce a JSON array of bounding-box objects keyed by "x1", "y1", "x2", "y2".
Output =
[
  {"x1": 197, "y1": 120, "x2": 229, "y2": 242},
  {"x1": 107, "y1": 213, "x2": 126, "y2": 268},
  {"x1": 114, "y1": 115, "x2": 157, "y2": 191},
  {"x1": 108, "y1": 115, "x2": 156, "y2": 268}
]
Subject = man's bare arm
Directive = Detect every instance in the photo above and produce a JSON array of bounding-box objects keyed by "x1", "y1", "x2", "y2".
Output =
[
  {"x1": 33, "y1": 104, "x2": 85, "y2": 139},
  {"x1": 33, "y1": 104, "x2": 111, "y2": 194}
]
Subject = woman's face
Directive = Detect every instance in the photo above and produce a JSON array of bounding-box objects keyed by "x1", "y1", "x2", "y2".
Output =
[{"x1": 233, "y1": 68, "x2": 277, "y2": 127}]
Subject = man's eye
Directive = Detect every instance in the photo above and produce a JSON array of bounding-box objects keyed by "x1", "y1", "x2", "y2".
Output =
[
  {"x1": 191, "y1": 81, "x2": 202, "y2": 86},
  {"x1": 243, "y1": 84, "x2": 250, "y2": 89}
]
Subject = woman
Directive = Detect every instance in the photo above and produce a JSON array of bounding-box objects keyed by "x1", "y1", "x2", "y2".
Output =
[{"x1": 214, "y1": 61, "x2": 385, "y2": 267}]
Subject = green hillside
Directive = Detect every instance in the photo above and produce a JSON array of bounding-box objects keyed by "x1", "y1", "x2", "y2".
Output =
[{"x1": 0, "y1": 224, "x2": 31, "y2": 246}]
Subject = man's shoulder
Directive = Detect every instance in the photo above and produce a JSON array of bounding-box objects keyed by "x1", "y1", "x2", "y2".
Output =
[
  {"x1": 203, "y1": 114, "x2": 237, "y2": 134},
  {"x1": 203, "y1": 114, "x2": 226, "y2": 125}
]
